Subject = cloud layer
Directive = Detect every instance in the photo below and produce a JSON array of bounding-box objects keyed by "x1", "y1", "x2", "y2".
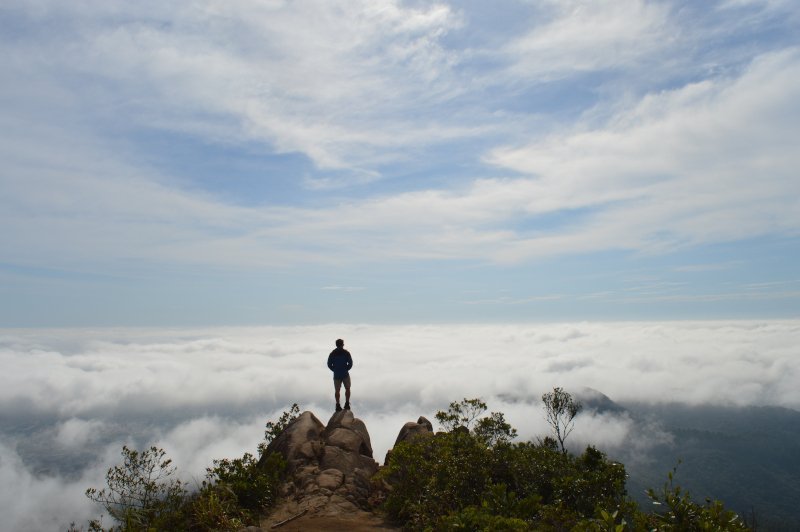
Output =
[{"x1": 1, "y1": 321, "x2": 798, "y2": 529}]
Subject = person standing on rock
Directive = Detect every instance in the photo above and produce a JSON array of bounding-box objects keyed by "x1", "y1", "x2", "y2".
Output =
[{"x1": 327, "y1": 338, "x2": 353, "y2": 411}]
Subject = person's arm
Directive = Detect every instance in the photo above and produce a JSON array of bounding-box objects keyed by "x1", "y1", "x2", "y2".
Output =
[
  {"x1": 327, "y1": 353, "x2": 334, "y2": 371},
  {"x1": 345, "y1": 351, "x2": 353, "y2": 370}
]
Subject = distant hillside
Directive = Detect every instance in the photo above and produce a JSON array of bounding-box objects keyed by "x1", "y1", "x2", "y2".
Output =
[{"x1": 617, "y1": 402, "x2": 800, "y2": 531}]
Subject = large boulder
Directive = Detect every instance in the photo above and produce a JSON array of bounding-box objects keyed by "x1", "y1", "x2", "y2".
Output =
[
  {"x1": 263, "y1": 409, "x2": 379, "y2": 512},
  {"x1": 384, "y1": 416, "x2": 435, "y2": 466},
  {"x1": 324, "y1": 410, "x2": 374, "y2": 457},
  {"x1": 263, "y1": 412, "x2": 441, "y2": 529},
  {"x1": 320, "y1": 445, "x2": 379, "y2": 477},
  {"x1": 393, "y1": 416, "x2": 433, "y2": 446},
  {"x1": 326, "y1": 428, "x2": 365, "y2": 455},
  {"x1": 261, "y1": 411, "x2": 325, "y2": 470}
]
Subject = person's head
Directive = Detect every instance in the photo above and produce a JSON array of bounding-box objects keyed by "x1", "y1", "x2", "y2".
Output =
[{"x1": 335, "y1": 338, "x2": 344, "y2": 348}]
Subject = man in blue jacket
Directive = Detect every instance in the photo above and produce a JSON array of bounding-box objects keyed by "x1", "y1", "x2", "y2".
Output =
[{"x1": 327, "y1": 338, "x2": 353, "y2": 411}]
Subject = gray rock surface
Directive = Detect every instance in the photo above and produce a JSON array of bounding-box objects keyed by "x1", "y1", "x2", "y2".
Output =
[
  {"x1": 262, "y1": 411, "x2": 325, "y2": 471},
  {"x1": 392, "y1": 416, "x2": 434, "y2": 447},
  {"x1": 261, "y1": 409, "x2": 379, "y2": 516},
  {"x1": 260, "y1": 411, "x2": 435, "y2": 530},
  {"x1": 384, "y1": 415, "x2": 434, "y2": 465}
]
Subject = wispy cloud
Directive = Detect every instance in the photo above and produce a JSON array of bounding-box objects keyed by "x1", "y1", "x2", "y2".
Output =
[
  {"x1": 462, "y1": 294, "x2": 563, "y2": 305},
  {"x1": 673, "y1": 261, "x2": 741, "y2": 272},
  {"x1": 621, "y1": 289, "x2": 800, "y2": 303},
  {"x1": 2, "y1": 0, "x2": 466, "y2": 173},
  {"x1": 1, "y1": 1, "x2": 798, "y2": 325},
  {"x1": 504, "y1": 0, "x2": 673, "y2": 80},
  {"x1": 5, "y1": 47, "x2": 798, "y2": 271},
  {"x1": 321, "y1": 285, "x2": 366, "y2": 292},
  {"x1": 486, "y1": 48, "x2": 800, "y2": 261}
]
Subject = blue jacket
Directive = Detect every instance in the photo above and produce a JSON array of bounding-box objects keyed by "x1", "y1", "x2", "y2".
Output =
[{"x1": 327, "y1": 347, "x2": 353, "y2": 380}]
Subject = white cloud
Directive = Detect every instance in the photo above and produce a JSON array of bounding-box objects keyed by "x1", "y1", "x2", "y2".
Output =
[
  {"x1": 55, "y1": 418, "x2": 106, "y2": 449},
  {"x1": 1, "y1": 3, "x2": 798, "y2": 274},
  {"x1": 1, "y1": 321, "x2": 799, "y2": 527},
  {"x1": 5, "y1": 47, "x2": 798, "y2": 271},
  {"x1": 505, "y1": 0, "x2": 673, "y2": 79},
  {"x1": 0, "y1": 440, "x2": 107, "y2": 531},
  {"x1": 485, "y1": 48, "x2": 800, "y2": 261},
  {"x1": 19, "y1": 0, "x2": 464, "y2": 172},
  {"x1": 3, "y1": 320, "x2": 799, "y2": 436}
]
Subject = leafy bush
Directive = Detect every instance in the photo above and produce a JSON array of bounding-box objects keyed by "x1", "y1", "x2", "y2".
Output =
[
  {"x1": 631, "y1": 464, "x2": 749, "y2": 531},
  {"x1": 475, "y1": 411, "x2": 518, "y2": 446},
  {"x1": 188, "y1": 450, "x2": 286, "y2": 530},
  {"x1": 381, "y1": 396, "x2": 748, "y2": 531},
  {"x1": 259, "y1": 403, "x2": 300, "y2": 453},
  {"x1": 186, "y1": 488, "x2": 244, "y2": 531},
  {"x1": 435, "y1": 398, "x2": 490, "y2": 432},
  {"x1": 381, "y1": 433, "x2": 628, "y2": 529},
  {"x1": 380, "y1": 397, "x2": 627, "y2": 530},
  {"x1": 85, "y1": 445, "x2": 187, "y2": 531},
  {"x1": 84, "y1": 405, "x2": 298, "y2": 531},
  {"x1": 440, "y1": 504, "x2": 530, "y2": 531}
]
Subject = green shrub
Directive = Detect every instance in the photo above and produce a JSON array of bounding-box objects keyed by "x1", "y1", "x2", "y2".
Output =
[
  {"x1": 84, "y1": 405, "x2": 297, "y2": 531},
  {"x1": 381, "y1": 396, "x2": 751, "y2": 531},
  {"x1": 380, "y1": 398, "x2": 628, "y2": 530},
  {"x1": 188, "y1": 449, "x2": 286, "y2": 530},
  {"x1": 632, "y1": 464, "x2": 749, "y2": 531},
  {"x1": 85, "y1": 445, "x2": 187, "y2": 531},
  {"x1": 380, "y1": 429, "x2": 493, "y2": 528},
  {"x1": 381, "y1": 432, "x2": 628, "y2": 530},
  {"x1": 187, "y1": 488, "x2": 245, "y2": 531},
  {"x1": 440, "y1": 504, "x2": 530, "y2": 531},
  {"x1": 206, "y1": 451, "x2": 284, "y2": 514},
  {"x1": 258, "y1": 403, "x2": 300, "y2": 454}
]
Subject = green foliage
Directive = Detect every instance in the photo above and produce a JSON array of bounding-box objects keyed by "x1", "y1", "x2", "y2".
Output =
[
  {"x1": 258, "y1": 402, "x2": 300, "y2": 455},
  {"x1": 380, "y1": 398, "x2": 627, "y2": 530},
  {"x1": 435, "y1": 397, "x2": 518, "y2": 446},
  {"x1": 633, "y1": 464, "x2": 749, "y2": 531},
  {"x1": 435, "y1": 398, "x2": 488, "y2": 432},
  {"x1": 475, "y1": 411, "x2": 518, "y2": 446},
  {"x1": 382, "y1": 397, "x2": 749, "y2": 532},
  {"x1": 440, "y1": 504, "x2": 530, "y2": 531},
  {"x1": 542, "y1": 387, "x2": 583, "y2": 453},
  {"x1": 84, "y1": 405, "x2": 298, "y2": 531},
  {"x1": 191, "y1": 450, "x2": 286, "y2": 529},
  {"x1": 187, "y1": 488, "x2": 245, "y2": 531},
  {"x1": 82, "y1": 399, "x2": 750, "y2": 532},
  {"x1": 85, "y1": 445, "x2": 186, "y2": 531},
  {"x1": 381, "y1": 433, "x2": 629, "y2": 530},
  {"x1": 380, "y1": 429, "x2": 493, "y2": 527},
  {"x1": 585, "y1": 508, "x2": 629, "y2": 532}
]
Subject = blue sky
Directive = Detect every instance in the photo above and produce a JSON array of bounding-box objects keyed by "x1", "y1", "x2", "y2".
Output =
[{"x1": 1, "y1": 0, "x2": 799, "y2": 326}]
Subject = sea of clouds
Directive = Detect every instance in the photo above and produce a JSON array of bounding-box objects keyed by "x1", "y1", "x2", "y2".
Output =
[{"x1": 2, "y1": 320, "x2": 799, "y2": 530}]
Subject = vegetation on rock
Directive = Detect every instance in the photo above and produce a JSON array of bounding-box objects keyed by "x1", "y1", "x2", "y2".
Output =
[
  {"x1": 380, "y1": 395, "x2": 628, "y2": 530},
  {"x1": 81, "y1": 405, "x2": 299, "y2": 531},
  {"x1": 79, "y1": 394, "x2": 750, "y2": 531},
  {"x1": 379, "y1": 391, "x2": 750, "y2": 531}
]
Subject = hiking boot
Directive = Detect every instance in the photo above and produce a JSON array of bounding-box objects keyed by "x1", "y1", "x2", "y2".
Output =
[
  {"x1": 335, "y1": 403, "x2": 342, "y2": 412},
  {"x1": 344, "y1": 402, "x2": 351, "y2": 410}
]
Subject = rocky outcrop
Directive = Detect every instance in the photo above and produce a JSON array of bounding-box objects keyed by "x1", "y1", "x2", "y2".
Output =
[
  {"x1": 262, "y1": 410, "x2": 379, "y2": 521},
  {"x1": 393, "y1": 415, "x2": 433, "y2": 446},
  {"x1": 259, "y1": 410, "x2": 436, "y2": 530},
  {"x1": 384, "y1": 415, "x2": 434, "y2": 465}
]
